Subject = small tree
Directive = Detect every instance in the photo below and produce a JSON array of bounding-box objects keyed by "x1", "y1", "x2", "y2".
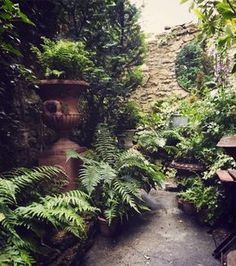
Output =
[
  {"x1": 182, "y1": 0, "x2": 236, "y2": 73},
  {"x1": 55, "y1": 0, "x2": 146, "y2": 142}
]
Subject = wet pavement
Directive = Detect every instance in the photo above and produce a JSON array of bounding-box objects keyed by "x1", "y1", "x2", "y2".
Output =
[{"x1": 83, "y1": 190, "x2": 220, "y2": 266}]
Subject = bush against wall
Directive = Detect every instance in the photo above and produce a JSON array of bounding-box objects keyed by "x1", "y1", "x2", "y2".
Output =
[{"x1": 175, "y1": 41, "x2": 214, "y2": 92}]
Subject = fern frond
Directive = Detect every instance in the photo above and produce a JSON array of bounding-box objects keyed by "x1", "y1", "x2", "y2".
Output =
[
  {"x1": 0, "y1": 179, "x2": 17, "y2": 205},
  {"x1": 94, "y1": 123, "x2": 118, "y2": 165},
  {"x1": 0, "y1": 166, "x2": 63, "y2": 205},
  {"x1": 113, "y1": 180, "x2": 140, "y2": 213},
  {"x1": 13, "y1": 166, "x2": 63, "y2": 191},
  {"x1": 104, "y1": 205, "x2": 117, "y2": 225},
  {"x1": 117, "y1": 150, "x2": 165, "y2": 188},
  {"x1": 0, "y1": 246, "x2": 35, "y2": 266},
  {"x1": 43, "y1": 190, "x2": 98, "y2": 213},
  {"x1": 80, "y1": 160, "x2": 117, "y2": 195},
  {"x1": 15, "y1": 189, "x2": 96, "y2": 238}
]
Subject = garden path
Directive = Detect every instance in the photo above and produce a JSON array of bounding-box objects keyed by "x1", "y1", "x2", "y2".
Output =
[{"x1": 82, "y1": 189, "x2": 220, "y2": 266}]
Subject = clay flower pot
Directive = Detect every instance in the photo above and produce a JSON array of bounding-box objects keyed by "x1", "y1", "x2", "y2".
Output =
[
  {"x1": 38, "y1": 79, "x2": 89, "y2": 190},
  {"x1": 97, "y1": 216, "x2": 118, "y2": 237},
  {"x1": 177, "y1": 198, "x2": 196, "y2": 216}
]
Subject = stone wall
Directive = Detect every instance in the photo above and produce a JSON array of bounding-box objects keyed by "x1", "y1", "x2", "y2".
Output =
[{"x1": 131, "y1": 23, "x2": 198, "y2": 110}]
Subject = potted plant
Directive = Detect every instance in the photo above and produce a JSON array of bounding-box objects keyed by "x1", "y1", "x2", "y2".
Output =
[
  {"x1": 177, "y1": 178, "x2": 220, "y2": 224},
  {"x1": 66, "y1": 124, "x2": 165, "y2": 236},
  {"x1": 113, "y1": 101, "x2": 141, "y2": 149},
  {"x1": 33, "y1": 38, "x2": 94, "y2": 189}
]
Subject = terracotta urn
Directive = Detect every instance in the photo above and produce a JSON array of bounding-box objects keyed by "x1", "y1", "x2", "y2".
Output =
[{"x1": 38, "y1": 79, "x2": 88, "y2": 190}]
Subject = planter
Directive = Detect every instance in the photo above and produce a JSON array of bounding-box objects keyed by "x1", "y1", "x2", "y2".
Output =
[
  {"x1": 38, "y1": 79, "x2": 88, "y2": 190},
  {"x1": 117, "y1": 129, "x2": 136, "y2": 149},
  {"x1": 170, "y1": 160, "x2": 206, "y2": 176},
  {"x1": 170, "y1": 114, "x2": 188, "y2": 128},
  {"x1": 177, "y1": 198, "x2": 196, "y2": 215},
  {"x1": 217, "y1": 135, "x2": 236, "y2": 160},
  {"x1": 196, "y1": 209, "x2": 209, "y2": 225},
  {"x1": 97, "y1": 216, "x2": 118, "y2": 237}
]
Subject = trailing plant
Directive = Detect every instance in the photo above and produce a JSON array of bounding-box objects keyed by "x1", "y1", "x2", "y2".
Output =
[
  {"x1": 0, "y1": 166, "x2": 97, "y2": 264},
  {"x1": 32, "y1": 38, "x2": 94, "y2": 79},
  {"x1": 183, "y1": 0, "x2": 236, "y2": 74}
]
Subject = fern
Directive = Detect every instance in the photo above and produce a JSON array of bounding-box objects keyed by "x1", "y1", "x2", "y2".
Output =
[
  {"x1": 94, "y1": 123, "x2": 119, "y2": 165},
  {"x1": 0, "y1": 166, "x2": 63, "y2": 207},
  {"x1": 118, "y1": 150, "x2": 165, "y2": 188},
  {"x1": 0, "y1": 166, "x2": 96, "y2": 264},
  {"x1": 15, "y1": 190, "x2": 97, "y2": 238},
  {"x1": 113, "y1": 180, "x2": 140, "y2": 213},
  {"x1": 0, "y1": 246, "x2": 35, "y2": 266},
  {"x1": 79, "y1": 156, "x2": 117, "y2": 195}
]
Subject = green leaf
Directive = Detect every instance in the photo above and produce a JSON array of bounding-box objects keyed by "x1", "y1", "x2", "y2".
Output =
[
  {"x1": 0, "y1": 212, "x2": 5, "y2": 222},
  {"x1": 18, "y1": 11, "x2": 35, "y2": 25}
]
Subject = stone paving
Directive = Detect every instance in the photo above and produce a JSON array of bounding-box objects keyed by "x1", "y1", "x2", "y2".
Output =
[{"x1": 82, "y1": 189, "x2": 220, "y2": 266}]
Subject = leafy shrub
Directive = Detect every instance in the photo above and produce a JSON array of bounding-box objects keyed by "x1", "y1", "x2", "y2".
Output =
[
  {"x1": 175, "y1": 41, "x2": 214, "y2": 92},
  {"x1": 110, "y1": 101, "x2": 141, "y2": 132},
  {"x1": 32, "y1": 38, "x2": 94, "y2": 79},
  {"x1": 0, "y1": 166, "x2": 96, "y2": 264},
  {"x1": 178, "y1": 178, "x2": 222, "y2": 224},
  {"x1": 135, "y1": 129, "x2": 166, "y2": 155},
  {"x1": 67, "y1": 123, "x2": 165, "y2": 225}
]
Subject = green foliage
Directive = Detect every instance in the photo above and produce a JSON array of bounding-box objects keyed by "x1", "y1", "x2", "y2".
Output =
[
  {"x1": 135, "y1": 129, "x2": 167, "y2": 155},
  {"x1": 137, "y1": 89, "x2": 236, "y2": 224},
  {"x1": 0, "y1": 166, "x2": 96, "y2": 264},
  {"x1": 110, "y1": 101, "x2": 141, "y2": 132},
  {"x1": 53, "y1": 0, "x2": 146, "y2": 144},
  {"x1": 94, "y1": 123, "x2": 119, "y2": 166},
  {"x1": 32, "y1": 38, "x2": 94, "y2": 79},
  {"x1": 0, "y1": 0, "x2": 33, "y2": 61},
  {"x1": 178, "y1": 178, "x2": 222, "y2": 224},
  {"x1": 140, "y1": 97, "x2": 181, "y2": 130},
  {"x1": 175, "y1": 41, "x2": 215, "y2": 92},
  {"x1": 67, "y1": 123, "x2": 164, "y2": 224},
  {"x1": 183, "y1": 0, "x2": 236, "y2": 73}
]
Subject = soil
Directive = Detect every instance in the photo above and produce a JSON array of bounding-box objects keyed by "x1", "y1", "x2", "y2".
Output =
[{"x1": 82, "y1": 189, "x2": 220, "y2": 266}]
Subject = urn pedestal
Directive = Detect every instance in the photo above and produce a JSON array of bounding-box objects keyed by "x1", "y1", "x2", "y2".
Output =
[{"x1": 38, "y1": 79, "x2": 88, "y2": 190}]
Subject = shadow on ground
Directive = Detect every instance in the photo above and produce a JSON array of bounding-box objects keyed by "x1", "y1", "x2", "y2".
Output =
[{"x1": 81, "y1": 190, "x2": 220, "y2": 266}]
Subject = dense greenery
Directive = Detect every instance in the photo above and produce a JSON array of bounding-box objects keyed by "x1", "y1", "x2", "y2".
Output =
[
  {"x1": 0, "y1": 0, "x2": 59, "y2": 171},
  {"x1": 0, "y1": 166, "x2": 97, "y2": 264},
  {"x1": 67, "y1": 124, "x2": 164, "y2": 225},
  {"x1": 50, "y1": 0, "x2": 146, "y2": 143},
  {"x1": 0, "y1": 0, "x2": 146, "y2": 170},
  {"x1": 182, "y1": 0, "x2": 236, "y2": 73},
  {"x1": 136, "y1": 88, "x2": 236, "y2": 224},
  {"x1": 32, "y1": 38, "x2": 94, "y2": 79},
  {"x1": 175, "y1": 41, "x2": 214, "y2": 92}
]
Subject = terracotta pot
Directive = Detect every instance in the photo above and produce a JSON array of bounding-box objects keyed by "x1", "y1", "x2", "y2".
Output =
[
  {"x1": 97, "y1": 216, "x2": 118, "y2": 237},
  {"x1": 117, "y1": 129, "x2": 136, "y2": 149},
  {"x1": 38, "y1": 79, "x2": 89, "y2": 190},
  {"x1": 177, "y1": 199, "x2": 196, "y2": 215}
]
